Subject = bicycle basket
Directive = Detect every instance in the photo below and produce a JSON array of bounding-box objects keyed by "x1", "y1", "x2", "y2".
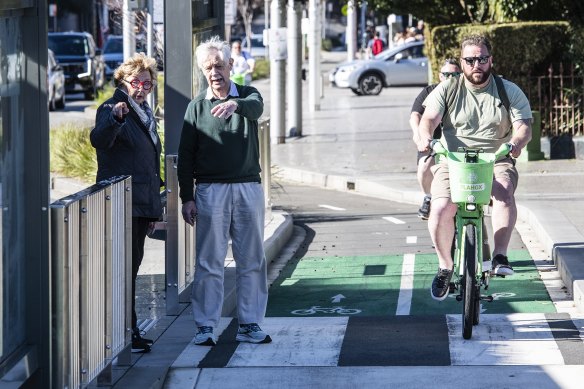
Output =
[{"x1": 447, "y1": 152, "x2": 496, "y2": 204}]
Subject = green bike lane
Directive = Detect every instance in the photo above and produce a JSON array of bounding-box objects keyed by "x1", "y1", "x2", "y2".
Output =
[{"x1": 266, "y1": 249, "x2": 555, "y2": 317}]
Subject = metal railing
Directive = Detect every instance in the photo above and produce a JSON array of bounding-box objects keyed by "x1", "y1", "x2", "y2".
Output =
[
  {"x1": 524, "y1": 63, "x2": 584, "y2": 137},
  {"x1": 50, "y1": 176, "x2": 132, "y2": 388}
]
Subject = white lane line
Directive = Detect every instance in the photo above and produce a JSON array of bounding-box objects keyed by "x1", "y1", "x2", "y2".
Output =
[
  {"x1": 319, "y1": 204, "x2": 346, "y2": 211},
  {"x1": 406, "y1": 236, "x2": 417, "y2": 244},
  {"x1": 396, "y1": 253, "x2": 416, "y2": 316},
  {"x1": 447, "y1": 313, "x2": 565, "y2": 365},
  {"x1": 383, "y1": 216, "x2": 405, "y2": 224}
]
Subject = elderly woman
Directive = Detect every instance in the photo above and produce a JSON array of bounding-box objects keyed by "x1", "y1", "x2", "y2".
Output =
[{"x1": 90, "y1": 52, "x2": 162, "y2": 353}]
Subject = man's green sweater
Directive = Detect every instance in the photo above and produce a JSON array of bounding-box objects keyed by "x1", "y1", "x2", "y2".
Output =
[{"x1": 177, "y1": 84, "x2": 264, "y2": 203}]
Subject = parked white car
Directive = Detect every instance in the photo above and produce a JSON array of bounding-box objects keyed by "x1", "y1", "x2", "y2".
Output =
[{"x1": 329, "y1": 40, "x2": 428, "y2": 95}]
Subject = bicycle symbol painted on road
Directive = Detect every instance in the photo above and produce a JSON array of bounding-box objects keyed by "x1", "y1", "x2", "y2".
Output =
[
  {"x1": 448, "y1": 292, "x2": 516, "y2": 301},
  {"x1": 291, "y1": 306, "x2": 362, "y2": 315}
]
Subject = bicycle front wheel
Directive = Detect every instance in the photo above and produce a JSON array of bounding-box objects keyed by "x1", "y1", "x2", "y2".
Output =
[{"x1": 462, "y1": 224, "x2": 478, "y2": 339}]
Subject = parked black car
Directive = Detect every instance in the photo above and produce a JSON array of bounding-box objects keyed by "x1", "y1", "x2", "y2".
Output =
[{"x1": 48, "y1": 31, "x2": 106, "y2": 100}]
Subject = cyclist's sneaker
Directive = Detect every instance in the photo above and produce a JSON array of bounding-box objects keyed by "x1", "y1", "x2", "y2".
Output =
[
  {"x1": 418, "y1": 195, "x2": 431, "y2": 220},
  {"x1": 492, "y1": 254, "x2": 514, "y2": 276},
  {"x1": 236, "y1": 323, "x2": 272, "y2": 344},
  {"x1": 194, "y1": 326, "x2": 216, "y2": 346},
  {"x1": 431, "y1": 267, "x2": 454, "y2": 301}
]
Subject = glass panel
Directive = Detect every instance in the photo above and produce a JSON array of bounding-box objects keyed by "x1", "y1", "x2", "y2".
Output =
[{"x1": 0, "y1": 13, "x2": 26, "y2": 364}]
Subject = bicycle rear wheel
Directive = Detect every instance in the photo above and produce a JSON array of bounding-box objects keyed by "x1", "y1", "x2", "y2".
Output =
[{"x1": 462, "y1": 225, "x2": 477, "y2": 339}]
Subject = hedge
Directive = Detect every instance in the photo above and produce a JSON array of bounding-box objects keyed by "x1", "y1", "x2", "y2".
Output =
[{"x1": 427, "y1": 21, "x2": 571, "y2": 88}]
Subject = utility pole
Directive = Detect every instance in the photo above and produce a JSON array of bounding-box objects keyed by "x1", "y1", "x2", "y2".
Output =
[
  {"x1": 264, "y1": 0, "x2": 270, "y2": 59},
  {"x1": 146, "y1": 0, "x2": 156, "y2": 110},
  {"x1": 287, "y1": 0, "x2": 302, "y2": 137},
  {"x1": 346, "y1": 0, "x2": 356, "y2": 61},
  {"x1": 123, "y1": 0, "x2": 136, "y2": 60},
  {"x1": 270, "y1": 0, "x2": 286, "y2": 143},
  {"x1": 308, "y1": 0, "x2": 321, "y2": 111}
]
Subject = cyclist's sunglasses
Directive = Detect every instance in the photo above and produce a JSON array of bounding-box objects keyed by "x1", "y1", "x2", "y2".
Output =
[
  {"x1": 441, "y1": 71, "x2": 461, "y2": 78},
  {"x1": 461, "y1": 56, "x2": 490, "y2": 66},
  {"x1": 125, "y1": 79, "x2": 153, "y2": 90}
]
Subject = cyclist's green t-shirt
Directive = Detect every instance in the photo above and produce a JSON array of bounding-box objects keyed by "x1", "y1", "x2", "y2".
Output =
[{"x1": 423, "y1": 74, "x2": 532, "y2": 153}]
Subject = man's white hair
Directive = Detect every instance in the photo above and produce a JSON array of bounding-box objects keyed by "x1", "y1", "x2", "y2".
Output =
[{"x1": 195, "y1": 36, "x2": 231, "y2": 69}]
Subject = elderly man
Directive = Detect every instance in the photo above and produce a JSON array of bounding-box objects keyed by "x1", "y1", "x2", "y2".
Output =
[
  {"x1": 416, "y1": 34, "x2": 532, "y2": 301},
  {"x1": 177, "y1": 36, "x2": 271, "y2": 345}
]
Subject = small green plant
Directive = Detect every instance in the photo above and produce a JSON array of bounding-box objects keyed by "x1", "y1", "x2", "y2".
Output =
[
  {"x1": 50, "y1": 122, "x2": 166, "y2": 183},
  {"x1": 50, "y1": 125, "x2": 97, "y2": 183},
  {"x1": 93, "y1": 81, "x2": 116, "y2": 107},
  {"x1": 252, "y1": 58, "x2": 270, "y2": 80}
]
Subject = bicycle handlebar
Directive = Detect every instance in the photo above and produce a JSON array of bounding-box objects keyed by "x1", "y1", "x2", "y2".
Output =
[{"x1": 430, "y1": 140, "x2": 513, "y2": 159}]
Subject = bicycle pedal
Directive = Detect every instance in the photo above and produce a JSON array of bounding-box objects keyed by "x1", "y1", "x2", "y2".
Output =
[
  {"x1": 455, "y1": 294, "x2": 463, "y2": 302},
  {"x1": 480, "y1": 295, "x2": 494, "y2": 302}
]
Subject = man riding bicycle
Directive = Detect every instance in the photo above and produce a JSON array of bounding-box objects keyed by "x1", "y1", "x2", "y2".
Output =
[{"x1": 415, "y1": 34, "x2": 533, "y2": 301}]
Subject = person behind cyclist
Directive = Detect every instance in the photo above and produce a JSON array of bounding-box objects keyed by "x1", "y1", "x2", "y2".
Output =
[
  {"x1": 415, "y1": 34, "x2": 532, "y2": 300},
  {"x1": 410, "y1": 59, "x2": 461, "y2": 220}
]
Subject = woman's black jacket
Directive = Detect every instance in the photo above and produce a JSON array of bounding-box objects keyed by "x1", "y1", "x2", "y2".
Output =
[{"x1": 90, "y1": 88, "x2": 163, "y2": 219}]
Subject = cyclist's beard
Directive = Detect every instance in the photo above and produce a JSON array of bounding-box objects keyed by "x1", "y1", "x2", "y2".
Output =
[{"x1": 464, "y1": 65, "x2": 491, "y2": 85}]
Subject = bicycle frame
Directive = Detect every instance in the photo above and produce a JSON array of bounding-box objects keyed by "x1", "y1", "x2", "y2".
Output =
[{"x1": 432, "y1": 140, "x2": 512, "y2": 339}]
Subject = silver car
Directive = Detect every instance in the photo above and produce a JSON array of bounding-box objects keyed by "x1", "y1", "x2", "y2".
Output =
[
  {"x1": 48, "y1": 49, "x2": 65, "y2": 110},
  {"x1": 329, "y1": 41, "x2": 428, "y2": 95}
]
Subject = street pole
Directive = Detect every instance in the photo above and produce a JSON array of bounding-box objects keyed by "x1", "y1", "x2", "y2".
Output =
[
  {"x1": 286, "y1": 0, "x2": 302, "y2": 137},
  {"x1": 265, "y1": 0, "x2": 270, "y2": 60},
  {"x1": 270, "y1": 0, "x2": 286, "y2": 144},
  {"x1": 308, "y1": 0, "x2": 321, "y2": 112},
  {"x1": 123, "y1": 0, "x2": 136, "y2": 61},
  {"x1": 146, "y1": 0, "x2": 156, "y2": 110},
  {"x1": 346, "y1": 0, "x2": 356, "y2": 61}
]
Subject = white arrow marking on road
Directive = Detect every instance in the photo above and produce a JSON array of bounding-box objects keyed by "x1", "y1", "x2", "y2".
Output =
[
  {"x1": 396, "y1": 253, "x2": 416, "y2": 315},
  {"x1": 383, "y1": 216, "x2": 405, "y2": 224},
  {"x1": 406, "y1": 236, "x2": 417, "y2": 244},
  {"x1": 319, "y1": 204, "x2": 346, "y2": 211},
  {"x1": 331, "y1": 294, "x2": 345, "y2": 303},
  {"x1": 481, "y1": 303, "x2": 487, "y2": 313}
]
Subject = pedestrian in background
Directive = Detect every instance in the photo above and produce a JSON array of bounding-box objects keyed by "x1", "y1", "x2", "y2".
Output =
[
  {"x1": 409, "y1": 58, "x2": 461, "y2": 220},
  {"x1": 370, "y1": 31, "x2": 385, "y2": 56},
  {"x1": 230, "y1": 39, "x2": 255, "y2": 86},
  {"x1": 90, "y1": 52, "x2": 163, "y2": 353},
  {"x1": 177, "y1": 36, "x2": 272, "y2": 346}
]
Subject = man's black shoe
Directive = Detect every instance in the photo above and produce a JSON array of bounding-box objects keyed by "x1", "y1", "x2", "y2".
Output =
[
  {"x1": 492, "y1": 254, "x2": 514, "y2": 276},
  {"x1": 431, "y1": 267, "x2": 454, "y2": 301},
  {"x1": 131, "y1": 337, "x2": 151, "y2": 353},
  {"x1": 418, "y1": 195, "x2": 431, "y2": 220},
  {"x1": 133, "y1": 328, "x2": 154, "y2": 345}
]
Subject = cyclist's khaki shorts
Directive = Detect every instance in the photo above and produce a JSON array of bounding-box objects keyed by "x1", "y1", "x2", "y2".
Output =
[{"x1": 430, "y1": 157, "x2": 518, "y2": 201}]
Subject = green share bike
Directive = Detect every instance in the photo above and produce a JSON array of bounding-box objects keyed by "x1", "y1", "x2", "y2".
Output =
[{"x1": 430, "y1": 140, "x2": 513, "y2": 339}]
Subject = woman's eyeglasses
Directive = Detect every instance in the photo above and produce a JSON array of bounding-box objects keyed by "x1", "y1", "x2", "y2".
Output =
[
  {"x1": 125, "y1": 79, "x2": 153, "y2": 90},
  {"x1": 441, "y1": 71, "x2": 461, "y2": 78},
  {"x1": 461, "y1": 56, "x2": 490, "y2": 66}
]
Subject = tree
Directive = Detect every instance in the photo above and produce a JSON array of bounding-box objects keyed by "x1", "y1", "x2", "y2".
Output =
[
  {"x1": 367, "y1": 0, "x2": 576, "y2": 27},
  {"x1": 237, "y1": 0, "x2": 263, "y2": 49}
]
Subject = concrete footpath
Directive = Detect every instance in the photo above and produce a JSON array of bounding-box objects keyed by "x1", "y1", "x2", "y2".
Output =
[{"x1": 52, "y1": 50, "x2": 584, "y2": 388}]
